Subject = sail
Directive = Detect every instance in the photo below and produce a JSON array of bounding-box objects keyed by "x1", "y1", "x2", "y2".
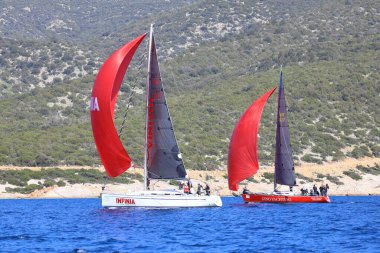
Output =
[
  {"x1": 91, "y1": 33, "x2": 146, "y2": 177},
  {"x1": 146, "y1": 36, "x2": 186, "y2": 179},
  {"x1": 274, "y1": 71, "x2": 296, "y2": 186},
  {"x1": 228, "y1": 87, "x2": 277, "y2": 191}
]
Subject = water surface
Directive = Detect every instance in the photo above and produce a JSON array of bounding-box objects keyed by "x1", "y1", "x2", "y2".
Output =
[{"x1": 0, "y1": 196, "x2": 379, "y2": 252}]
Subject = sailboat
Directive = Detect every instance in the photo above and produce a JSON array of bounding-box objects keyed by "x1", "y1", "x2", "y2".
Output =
[
  {"x1": 228, "y1": 71, "x2": 330, "y2": 203},
  {"x1": 91, "y1": 25, "x2": 222, "y2": 208}
]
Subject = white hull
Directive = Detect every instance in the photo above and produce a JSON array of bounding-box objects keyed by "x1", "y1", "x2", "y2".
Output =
[{"x1": 101, "y1": 190, "x2": 222, "y2": 208}]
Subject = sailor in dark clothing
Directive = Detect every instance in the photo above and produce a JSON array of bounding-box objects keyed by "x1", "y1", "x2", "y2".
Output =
[
  {"x1": 313, "y1": 184, "x2": 319, "y2": 196},
  {"x1": 319, "y1": 185, "x2": 325, "y2": 196},
  {"x1": 197, "y1": 183, "x2": 204, "y2": 195},
  {"x1": 325, "y1": 184, "x2": 329, "y2": 196},
  {"x1": 205, "y1": 184, "x2": 210, "y2": 196},
  {"x1": 300, "y1": 187, "x2": 308, "y2": 196},
  {"x1": 242, "y1": 186, "x2": 250, "y2": 194},
  {"x1": 187, "y1": 178, "x2": 192, "y2": 189}
]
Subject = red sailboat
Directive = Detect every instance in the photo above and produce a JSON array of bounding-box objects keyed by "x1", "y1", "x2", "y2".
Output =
[{"x1": 228, "y1": 71, "x2": 330, "y2": 203}]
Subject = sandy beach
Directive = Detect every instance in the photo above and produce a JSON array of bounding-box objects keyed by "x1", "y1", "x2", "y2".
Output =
[{"x1": 0, "y1": 157, "x2": 379, "y2": 198}]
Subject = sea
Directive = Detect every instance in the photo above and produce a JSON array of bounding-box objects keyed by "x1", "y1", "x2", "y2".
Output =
[{"x1": 0, "y1": 196, "x2": 379, "y2": 253}]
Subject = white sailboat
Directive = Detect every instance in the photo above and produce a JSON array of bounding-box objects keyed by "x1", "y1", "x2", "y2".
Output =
[{"x1": 91, "y1": 25, "x2": 222, "y2": 208}]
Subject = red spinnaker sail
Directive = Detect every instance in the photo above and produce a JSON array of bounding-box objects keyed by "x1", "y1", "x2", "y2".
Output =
[
  {"x1": 228, "y1": 87, "x2": 277, "y2": 191},
  {"x1": 91, "y1": 34, "x2": 146, "y2": 177}
]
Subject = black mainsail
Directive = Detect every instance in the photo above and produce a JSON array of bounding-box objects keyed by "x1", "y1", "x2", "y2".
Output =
[
  {"x1": 145, "y1": 29, "x2": 186, "y2": 183},
  {"x1": 274, "y1": 71, "x2": 296, "y2": 188}
]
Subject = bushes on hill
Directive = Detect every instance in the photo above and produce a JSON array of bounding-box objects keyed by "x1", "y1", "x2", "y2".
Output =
[{"x1": 0, "y1": 168, "x2": 141, "y2": 194}]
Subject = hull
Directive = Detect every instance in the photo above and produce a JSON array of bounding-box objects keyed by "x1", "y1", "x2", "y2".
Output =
[
  {"x1": 242, "y1": 193, "x2": 330, "y2": 203},
  {"x1": 102, "y1": 190, "x2": 222, "y2": 208}
]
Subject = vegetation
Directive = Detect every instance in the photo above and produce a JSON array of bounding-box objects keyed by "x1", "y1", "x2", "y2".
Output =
[
  {"x1": 356, "y1": 164, "x2": 380, "y2": 175},
  {"x1": 295, "y1": 173, "x2": 313, "y2": 182},
  {"x1": 6, "y1": 184, "x2": 43, "y2": 194},
  {"x1": 262, "y1": 172, "x2": 274, "y2": 183},
  {"x1": 0, "y1": 168, "x2": 142, "y2": 194},
  {"x1": 343, "y1": 170, "x2": 362, "y2": 181},
  {"x1": 246, "y1": 177, "x2": 259, "y2": 183},
  {"x1": 326, "y1": 174, "x2": 344, "y2": 185},
  {"x1": 168, "y1": 180, "x2": 179, "y2": 186},
  {"x1": 0, "y1": 0, "x2": 379, "y2": 170}
]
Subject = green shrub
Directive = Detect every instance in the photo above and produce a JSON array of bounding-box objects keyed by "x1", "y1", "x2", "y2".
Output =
[
  {"x1": 350, "y1": 146, "x2": 371, "y2": 158},
  {"x1": 5, "y1": 178, "x2": 28, "y2": 187},
  {"x1": 295, "y1": 173, "x2": 312, "y2": 182},
  {"x1": 356, "y1": 164, "x2": 380, "y2": 175},
  {"x1": 6, "y1": 184, "x2": 43, "y2": 194},
  {"x1": 316, "y1": 173, "x2": 325, "y2": 179},
  {"x1": 326, "y1": 174, "x2": 344, "y2": 185},
  {"x1": 301, "y1": 154, "x2": 322, "y2": 163},
  {"x1": 262, "y1": 172, "x2": 274, "y2": 183},
  {"x1": 343, "y1": 170, "x2": 362, "y2": 180},
  {"x1": 43, "y1": 180, "x2": 55, "y2": 187},
  {"x1": 57, "y1": 180, "x2": 66, "y2": 187},
  {"x1": 246, "y1": 177, "x2": 258, "y2": 183},
  {"x1": 169, "y1": 180, "x2": 178, "y2": 186},
  {"x1": 370, "y1": 145, "x2": 380, "y2": 158}
]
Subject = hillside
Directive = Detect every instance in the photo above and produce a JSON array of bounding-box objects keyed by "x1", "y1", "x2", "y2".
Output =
[{"x1": 0, "y1": 0, "x2": 379, "y2": 170}]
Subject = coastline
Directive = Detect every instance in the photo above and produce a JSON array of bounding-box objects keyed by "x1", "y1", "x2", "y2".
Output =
[{"x1": 0, "y1": 157, "x2": 379, "y2": 199}]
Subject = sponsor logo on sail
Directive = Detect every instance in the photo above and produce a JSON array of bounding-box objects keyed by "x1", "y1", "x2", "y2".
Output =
[
  {"x1": 147, "y1": 98, "x2": 154, "y2": 149},
  {"x1": 147, "y1": 92, "x2": 160, "y2": 150},
  {"x1": 90, "y1": 97, "x2": 100, "y2": 111},
  {"x1": 116, "y1": 198, "x2": 136, "y2": 205}
]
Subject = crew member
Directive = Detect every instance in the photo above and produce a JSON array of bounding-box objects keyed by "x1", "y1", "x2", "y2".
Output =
[
  {"x1": 313, "y1": 184, "x2": 319, "y2": 196},
  {"x1": 197, "y1": 183, "x2": 204, "y2": 195},
  {"x1": 205, "y1": 184, "x2": 210, "y2": 196},
  {"x1": 319, "y1": 184, "x2": 325, "y2": 196},
  {"x1": 325, "y1": 184, "x2": 329, "y2": 196}
]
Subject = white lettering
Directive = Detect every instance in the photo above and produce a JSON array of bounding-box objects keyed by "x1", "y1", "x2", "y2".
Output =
[
  {"x1": 90, "y1": 97, "x2": 100, "y2": 111},
  {"x1": 262, "y1": 197, "x2": 287, "y2": 202}
]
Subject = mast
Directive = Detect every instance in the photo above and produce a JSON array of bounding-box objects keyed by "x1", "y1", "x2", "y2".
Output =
[
  {"x1": 144, "y1": 24, "x2": 154, "y2": 191},
  {"x1": 274, "y1": 172, "x2": 277, "y2": 192},
  {"x1": 273, "y1": 66, "x2": 282, "y2": 192}
]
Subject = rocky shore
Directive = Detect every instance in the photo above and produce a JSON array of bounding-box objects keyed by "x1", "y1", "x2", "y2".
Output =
[{"x1": 0, "y1": 157, "x2": 379, "y2": 199}]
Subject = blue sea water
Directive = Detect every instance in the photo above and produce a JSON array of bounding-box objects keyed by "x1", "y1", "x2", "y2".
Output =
[{"x1": 0, "y1": 196, "x2": 379, "y2": 253}]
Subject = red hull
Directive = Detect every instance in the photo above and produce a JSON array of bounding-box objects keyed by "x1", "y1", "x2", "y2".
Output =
[{"x1": 242, "y1": 194, "x2": 330, "y2": 203}]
